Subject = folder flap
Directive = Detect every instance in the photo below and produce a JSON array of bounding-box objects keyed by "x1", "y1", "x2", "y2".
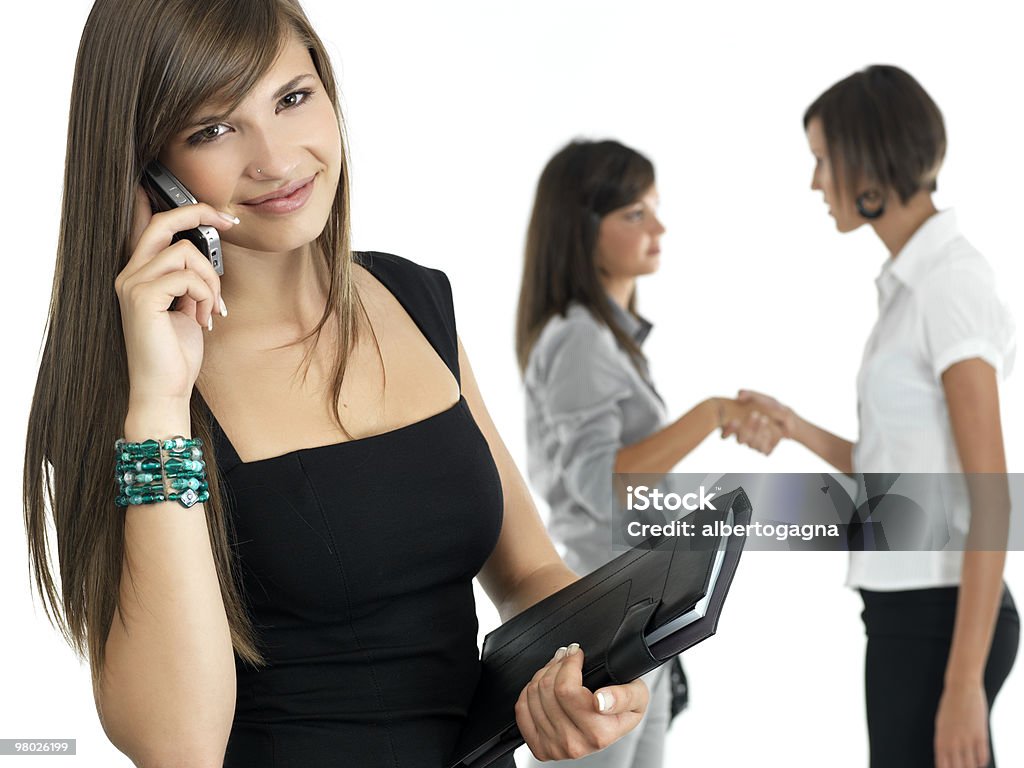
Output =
[{"x1": 604, "y1": 598, "x2": 659, "y2": 684}]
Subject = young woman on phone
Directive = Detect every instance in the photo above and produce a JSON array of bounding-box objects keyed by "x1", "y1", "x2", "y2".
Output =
[
  {"x1": 22, "y1": 2, "x2": 650, "y2": 765},
  {"x1": 726, "y1": 66, "x2": 1020, "y2": 768}
]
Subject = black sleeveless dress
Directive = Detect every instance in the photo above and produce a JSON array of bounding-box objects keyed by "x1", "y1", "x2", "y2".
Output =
[{"x1": 216, "y1": 252, "x2": 511, "y2": 767}]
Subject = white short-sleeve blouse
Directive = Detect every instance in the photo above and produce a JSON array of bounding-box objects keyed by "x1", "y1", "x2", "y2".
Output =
[{"x1": 849, "y1": 208, "x2": 1016, "y2": 590}]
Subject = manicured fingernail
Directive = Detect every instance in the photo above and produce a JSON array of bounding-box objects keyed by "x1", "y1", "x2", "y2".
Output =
[
  {"x1": 554, "y1": 646, "x2": 568, "y2": 661},
  {"x1": 218, "y1": 211, "x2": 240, "y2": 225},
  {"x1": 219, "y1": 296, "x2": 228, "y2": 317},
  {"x1": 207, "y1": 314, "x2": 214, "y2": 332},
  {"x1": 566, "y1": 643, "x2": 581, "y2": 656},
  {"x1": 597, "y1": 691, "x2": 614, "y2": 712}
]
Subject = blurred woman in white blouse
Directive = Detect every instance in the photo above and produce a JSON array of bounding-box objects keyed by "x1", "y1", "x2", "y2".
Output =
[{"x1": 729, "y1": 65, "x2": 1019, "y2": 768}]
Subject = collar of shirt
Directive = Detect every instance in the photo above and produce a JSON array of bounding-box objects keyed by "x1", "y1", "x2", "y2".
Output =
[
  {"x1": 606, "y1": 298, "x2": 654, "y2": 346},
  {"x1": 603, "y1": 297, "x2": 662, "y2": 400},
  {"x1": 875, "y1": 208, "x2": 960, "y2": 306}
]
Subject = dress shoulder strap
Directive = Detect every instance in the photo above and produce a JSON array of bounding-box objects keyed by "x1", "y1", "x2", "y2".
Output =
[{"x1": 356, "y1": 251, "x2": 461, "y2": 386}]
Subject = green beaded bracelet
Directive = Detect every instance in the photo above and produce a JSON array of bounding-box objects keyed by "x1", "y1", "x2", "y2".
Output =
[{"x1": 115, "y1": 436, "x2": 208, "y2": 509}]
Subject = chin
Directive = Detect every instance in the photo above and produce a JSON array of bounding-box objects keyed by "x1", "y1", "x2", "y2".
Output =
[
  {"x1": 835, "y1": 218, "x2": 866, "y2": 234},
  {"x1": 223, "y1": 221, "x2": 328, "y2": 253}
]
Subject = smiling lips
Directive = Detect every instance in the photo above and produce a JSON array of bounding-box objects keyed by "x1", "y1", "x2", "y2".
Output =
[{"x1": 240, "y1": 174, "x2": 316, "y2": 214}]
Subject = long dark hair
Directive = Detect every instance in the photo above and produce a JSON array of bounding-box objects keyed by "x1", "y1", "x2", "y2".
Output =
[
  {"x1": 515, "y1": 139, "x2": 655, "y2": 375},
  {"x1": 804, "y1": 65, "x2": 946, "y2": 206},
  {"x1": 24, "y1": 0, "x2": 356, "y2": 689}
]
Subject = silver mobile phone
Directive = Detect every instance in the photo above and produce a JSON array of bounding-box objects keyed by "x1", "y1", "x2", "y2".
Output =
[{"x1": 141, "y1": 161, "x2": 224, "y2": 275}]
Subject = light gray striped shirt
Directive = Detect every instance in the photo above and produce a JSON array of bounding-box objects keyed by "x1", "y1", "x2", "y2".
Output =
[{"x1": 524, "y1": 301, "x2": 667, "y2": 575}]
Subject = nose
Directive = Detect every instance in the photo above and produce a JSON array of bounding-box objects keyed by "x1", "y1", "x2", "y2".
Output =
[
  {"x1": 651, "y1": 214, "x2": 666, "y2": 236},
  {"x1": 244, "y1": 126, "x2": 301, "y2": 180}
]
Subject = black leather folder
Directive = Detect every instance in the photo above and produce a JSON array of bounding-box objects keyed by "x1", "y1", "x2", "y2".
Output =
[{"x1": 449, "y1": 487, "x2": 752, "y2": 767}]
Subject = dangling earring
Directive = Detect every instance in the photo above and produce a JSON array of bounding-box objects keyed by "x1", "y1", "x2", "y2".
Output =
[{"x1": 856, "y1": 189, "x2": 885, "y2": 219}]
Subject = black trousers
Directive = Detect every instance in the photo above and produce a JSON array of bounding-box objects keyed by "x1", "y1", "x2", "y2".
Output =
[{"x1": 860, "y1": 586, "x2": 1020, "y2": 768}]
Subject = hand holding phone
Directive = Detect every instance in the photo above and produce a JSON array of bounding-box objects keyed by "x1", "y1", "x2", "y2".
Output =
[
  {"x1": 116, "y1": 187, "x2": 235, "y2": 407},
  {"x1": 141, "y1": 162, "x2": 224, "y2": 275}
]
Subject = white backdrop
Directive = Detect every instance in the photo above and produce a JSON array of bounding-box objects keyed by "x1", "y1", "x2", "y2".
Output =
[{"x1": 2, "y1": 1, "x2": 1022, "y2": 766}]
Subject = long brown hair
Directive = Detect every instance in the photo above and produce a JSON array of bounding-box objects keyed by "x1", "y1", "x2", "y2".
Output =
[
  {"x1": 515, "y1": 139, "x2": 656, "y2": 375},
  {"x1": 803, "y1": 65, "x2": 946, "y2": 206},
  {"x1": 23, "y1": 0, "x2": 356, "y2": 688}
]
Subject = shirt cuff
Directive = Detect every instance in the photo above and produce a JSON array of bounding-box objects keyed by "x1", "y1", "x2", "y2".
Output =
[{"x1": 931, "y1": 337, "x2": 1009, "y2": 381}]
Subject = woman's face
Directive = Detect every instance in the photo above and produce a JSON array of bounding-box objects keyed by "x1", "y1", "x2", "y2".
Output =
[
  {"x1": 806, "y1": 117, "x2": 862, "y2": 233},
  {"x1": 595, "y1": 186, "x2": 665, "y2": 280},
  {"x1": 160, "y1": 33, "x2": 342, "y2": 254}
]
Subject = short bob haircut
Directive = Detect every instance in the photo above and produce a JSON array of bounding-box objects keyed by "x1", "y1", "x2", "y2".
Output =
[{"x1": 804, "y1": 65, "x2": 946, "y2": 206}]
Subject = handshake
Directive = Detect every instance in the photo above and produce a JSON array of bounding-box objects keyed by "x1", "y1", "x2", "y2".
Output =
[{"x1": 717, "y1": 390, "x2": 798, "y2": 456}]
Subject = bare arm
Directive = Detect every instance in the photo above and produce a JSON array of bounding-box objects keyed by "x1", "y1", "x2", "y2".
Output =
[
  {"x1": 459, "y1": 338, "x2": 649, "y2": 759},
  {"x1": 614, "y1": 398, "x2": 719, "y2": 475},
  {"x1": 725, "y1": 390, "x2": 854, "y2": 474},
  {"x1": 616, "y1": 397, "x2": 783, "y2": 475},
  {"x1": 790, "y1": 414, "x2": 855, "y2": 475},
  {"x1": 934, "y1": 359, "x2": 1010, "y2": 767},
  {"x1": 97, "y1": 402, "x2": 236, "y2": 768},
  {"x1": 98, "y1": 193, "x2": 238, "y2": 766},
  {"x1": 461, "y1": 342, "x2": 577, "y2": 621}
]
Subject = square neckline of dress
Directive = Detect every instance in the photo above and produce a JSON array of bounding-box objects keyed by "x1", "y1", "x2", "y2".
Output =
[{"x1": 202, "y1": 254, "x2": 464, "y2": 470}]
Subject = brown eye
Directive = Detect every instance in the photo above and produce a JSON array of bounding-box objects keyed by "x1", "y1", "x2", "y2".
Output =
[
  {"x1": 188, "y1": 124, "x2": 230, "y2": 146},
  {"x1": 276, "y1": 89, "x2": 314, "y2": 112}
]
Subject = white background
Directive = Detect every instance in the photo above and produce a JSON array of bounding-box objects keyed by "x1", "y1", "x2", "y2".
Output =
[{"x1": 2, "y1": 1, "x2": 1022, "y2": 766}]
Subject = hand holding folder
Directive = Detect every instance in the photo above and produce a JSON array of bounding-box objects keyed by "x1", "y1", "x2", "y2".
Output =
[
  {"x1": 512, "y1": 640, "x2": 651, "y2": 762},
  {"x1": 450, "y1": 487, "x2": 752, "y2": 767}
]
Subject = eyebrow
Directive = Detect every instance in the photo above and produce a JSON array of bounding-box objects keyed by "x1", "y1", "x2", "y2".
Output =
[
  {"x1": 187, "y1": 73, "x2": 316, "y2": 128},
  {"x1": 271, "y1": 73, "x2": 316, "y2": 101}
]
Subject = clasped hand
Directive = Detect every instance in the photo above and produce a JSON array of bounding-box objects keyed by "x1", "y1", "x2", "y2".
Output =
[
  {"x1": 515, "y1": 643, "x2": 649, "y2": 761},
  {"x1": 720, "y1": 390, "x2": 795, "y2": 455}
]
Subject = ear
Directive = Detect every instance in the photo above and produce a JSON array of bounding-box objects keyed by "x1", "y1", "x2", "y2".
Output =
[{"x1": 855, "y1": 189, "x2": 886, "y2": 219}]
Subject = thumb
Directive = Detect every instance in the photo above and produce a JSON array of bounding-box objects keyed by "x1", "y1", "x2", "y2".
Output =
[{"x1": 594, "y1": 679, "x2": 647, "y2": 715}]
